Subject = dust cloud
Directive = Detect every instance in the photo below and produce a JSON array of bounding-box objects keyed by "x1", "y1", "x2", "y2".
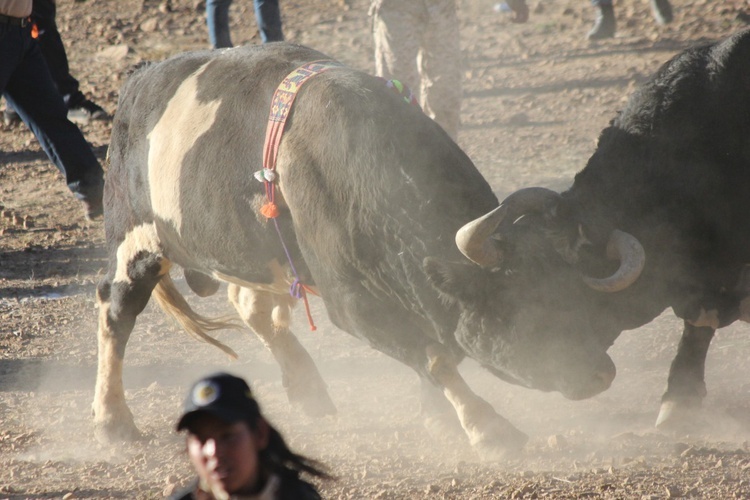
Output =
[{"x1": 3, "y1": 272, "x2": 749, "y2": 496}]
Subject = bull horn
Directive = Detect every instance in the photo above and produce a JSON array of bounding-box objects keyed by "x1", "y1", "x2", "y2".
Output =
[
  {"x1": 583, "y1": 229, "x2": 645, "y2": 292},
  {"x1": 500, "y1": 187, "x2": 561, "y2": 220},
  {"x1": 455, "y1": 205, "x2": 508, "y2": 267}
]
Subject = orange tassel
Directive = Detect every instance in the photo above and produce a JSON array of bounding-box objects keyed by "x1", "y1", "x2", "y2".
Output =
[
  {"x1": 301, "y1": 289, "x2": 317, "y2": 331},
  {"x1": 260, "y1": 202, "x2": 279, "y2": 219},
  {"x1": 31, "y1": 22, "x2": 38, "y2": 39}
]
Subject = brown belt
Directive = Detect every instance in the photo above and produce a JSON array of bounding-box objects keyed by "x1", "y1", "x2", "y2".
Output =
[{"x1": 0, "y1": 14, "x2": 29, "y2": 27}]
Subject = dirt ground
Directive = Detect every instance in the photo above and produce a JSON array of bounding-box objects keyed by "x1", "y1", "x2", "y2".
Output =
[{"x1": 2, "y1": 0, "x2": 750, "y2": 498}]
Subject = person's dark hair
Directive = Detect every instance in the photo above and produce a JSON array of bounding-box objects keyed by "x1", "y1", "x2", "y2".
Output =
[{"x1": 245, "y1": 413, "x2": 332, "y2": 482}]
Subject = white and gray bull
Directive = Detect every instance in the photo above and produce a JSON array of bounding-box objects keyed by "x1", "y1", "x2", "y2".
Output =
[{"x1": 95, "y1": 43, "x2": 617, "y2": 455}]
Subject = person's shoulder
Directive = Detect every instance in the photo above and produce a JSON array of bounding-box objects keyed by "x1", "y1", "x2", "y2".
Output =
[{"x1": 277, "y1": 475, "x2": 322, "y2": 500}]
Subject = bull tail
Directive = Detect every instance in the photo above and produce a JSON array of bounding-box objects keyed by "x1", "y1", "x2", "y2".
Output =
[{"x1": 151, "y1": 273, "x2": 241, "y2": 359}]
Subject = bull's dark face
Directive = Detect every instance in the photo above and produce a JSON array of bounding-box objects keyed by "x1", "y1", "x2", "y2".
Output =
[{"x1": 425, "y1": 188, "x2": 646, "y2": 400}]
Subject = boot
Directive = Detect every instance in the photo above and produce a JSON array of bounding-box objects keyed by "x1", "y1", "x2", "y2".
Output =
[
  {"x1": 651, "y1": 0, "x2": 673, "y2": 25},
  {"x1": 587, "y1": 3, "x2": 616, "y2": 40}
]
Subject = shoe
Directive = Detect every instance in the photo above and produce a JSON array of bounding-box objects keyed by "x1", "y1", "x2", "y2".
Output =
[
  {"x1": 67, "y1": 100, "x2": 110, "y2": 125},
  {"x1": 3, "y1": 108, "x2": 21, "y2": 127},
  {"x1": 651, "y1": 0, "x2": 673, "y2": 25},
  {"x1": 506, "y1": 0, "x2": 529, "y2": 23},
  {"x1": 81, "y1": 195, "x2": 103, "y2": 220},
  {"x1": 587, "y1": 3, "x2": 616, "y2": 40},
  {"x1": 71, "y1": 179, "x2": 104, "y2": 220}
]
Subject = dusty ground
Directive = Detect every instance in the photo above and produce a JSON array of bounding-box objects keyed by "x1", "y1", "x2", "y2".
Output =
[{"x1": 2, "y1": 0, "x2": 750, "y2": 498}]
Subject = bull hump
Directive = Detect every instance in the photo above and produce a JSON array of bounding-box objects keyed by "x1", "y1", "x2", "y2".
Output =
[{"x1": 146, "y1": 61, "x2": 221, "y2": 231}]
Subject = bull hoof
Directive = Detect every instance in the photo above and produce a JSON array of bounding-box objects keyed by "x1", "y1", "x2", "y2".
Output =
[
  {"x1": 655, "y1": 399, "x2": 703, "y2": 434},
  {"x1": 473, "y1": 425, "x2": 529, "y2": 461},
  {"x1": 92, "y1": 404, "x2": 143, "y2": 444},
  {"x1": 94, "y1": 418, "x2": 143, "y2": 444}
]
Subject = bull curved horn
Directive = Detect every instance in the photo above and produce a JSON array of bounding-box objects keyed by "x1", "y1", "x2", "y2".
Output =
[
  {"x1": 456, "y1": 187, "x2": 562, "y2": 267},
  {"x1": 583, "y1": 229, "x2": 645, "y2": 293},
  {"x1": 455, "y1": 205, "x2": 508, "y2": 267},
  {"x1": 500, "y1": 187, "x2": 561, "y2": 220}
]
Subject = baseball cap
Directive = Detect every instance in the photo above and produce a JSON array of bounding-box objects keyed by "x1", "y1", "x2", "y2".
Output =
[{"x1": 176, "y1": 372, "x2": 259, "y2": 431}]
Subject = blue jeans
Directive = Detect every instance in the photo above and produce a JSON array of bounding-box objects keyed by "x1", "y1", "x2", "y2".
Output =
[
  {"x1": 0, "y1": 22, "x2": 103, "y2": 195},
  {"x1": 206, "y1": 0, "x2": 283, "y2": 48}
]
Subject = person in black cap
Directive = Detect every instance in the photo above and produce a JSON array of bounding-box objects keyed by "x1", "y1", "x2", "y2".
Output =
[{"x1": 172, "y1": 372, "x2": 330, "y2": 500}]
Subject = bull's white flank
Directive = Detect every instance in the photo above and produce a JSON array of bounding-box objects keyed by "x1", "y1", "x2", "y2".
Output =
[{"x1": 147, "y1": 61, "x2": 221, "y2": 230}]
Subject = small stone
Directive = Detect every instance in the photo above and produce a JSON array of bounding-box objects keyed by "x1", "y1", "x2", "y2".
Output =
[
  {"x1": 158, "y1": 0, "x2": 172, "y2": 13},
  {"x1": 162, "y1": 484, "x2": 176, "y2": 497},
  {"x1": 680, "y1": 446, "x2": 696, "y2": 457},
  {"x1": 140, "y1": 17, "x2": 158, "y2": 32},
  {"x1": 665, "y1": 485, "x2": 681, "y2": 498},
  {"x1": 98, "y1": 44, "x2": 130, "y2": 61}
]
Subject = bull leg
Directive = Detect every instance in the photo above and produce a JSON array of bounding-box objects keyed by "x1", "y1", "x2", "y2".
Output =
[
  {"x1": 227, "y1": 284, "x2": 336, "y2": 417},
  {"x1": 425, "y1": 344, "x2": 528, "y2": 459},
  {"x1": 93, "y1": 223, "x2": 169, "y2": 443},
  {"x1": 419, "y1": 376, "x2": 465, "y2": 439},
  {"x1": 655, "y1": 322, "x2": 714, "y2": 432}
]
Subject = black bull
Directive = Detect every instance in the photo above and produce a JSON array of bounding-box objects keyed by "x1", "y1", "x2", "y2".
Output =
[
  {"x1": 95, "y1": 31, "x2": 749, "y2": 452},
  {"x1": 450, "y1": 29, "x2": 750, "y2": 434}
]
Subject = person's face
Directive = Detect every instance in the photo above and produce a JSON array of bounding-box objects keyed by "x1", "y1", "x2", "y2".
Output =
[{"x1": 186, "y1": 414, "x2": 268, "y2": 497}]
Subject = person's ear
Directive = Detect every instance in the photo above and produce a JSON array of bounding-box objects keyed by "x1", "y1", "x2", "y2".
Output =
[{"x1": 255, "y1": 418, "x2": 270, "y2": 451}]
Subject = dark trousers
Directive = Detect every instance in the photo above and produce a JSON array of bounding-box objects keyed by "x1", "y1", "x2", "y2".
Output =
[
  {"x1": 32, "y1": 0, "x2": 85, "y2": 107},
  {"x1": 0, "y1": 22, "x2": 103, "y2": 192},
  {"x1": 254, "y1": 0, "x2": 283, "y2": 43}
]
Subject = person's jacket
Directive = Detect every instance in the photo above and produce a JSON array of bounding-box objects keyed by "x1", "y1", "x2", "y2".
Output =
[{"x1": 169, "y1": 473, "x2": 322, "y2": 500}]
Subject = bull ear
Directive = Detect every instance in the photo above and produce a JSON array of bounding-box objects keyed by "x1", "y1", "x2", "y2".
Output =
[{"x1": 424, "y1": 257, "x2": 487, "y2": 306}]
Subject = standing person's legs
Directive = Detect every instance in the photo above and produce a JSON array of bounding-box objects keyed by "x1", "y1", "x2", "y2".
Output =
[
  {"x1": 371, "y1": 0, "x2": 424, "y2": 102},
  {"x1": 420, "y1": 0, "x2": 461, "y2": 140},
  {"x1": 650, "y1": 0, "x2": 673, "y2": 25},
  {"x1": 588, "y1": 0, "x2": 615, "y2": 40},
  {"x1": 206, "y1": 0, "x2": 233, "y2": 48},
  {"x1": 2, "y1": 25, "x2": 104, "y2": 218},
  {"x1": 32, "y1": 0, "x2": 81, "y2": 103},
  {"x1": 32, "y1": 0, "x2": 108, "y2": 123},
  {"x1": 0, "y1": 23, "x2": 24, "y2": 126},
  {"x1": 254, "y1": 0, "x2": 283, "y2": 42}
]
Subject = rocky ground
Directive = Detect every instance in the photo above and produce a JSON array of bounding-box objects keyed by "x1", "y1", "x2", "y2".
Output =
[{"x1": 2, "y1": 0, "x2": 750, "y2": 498}]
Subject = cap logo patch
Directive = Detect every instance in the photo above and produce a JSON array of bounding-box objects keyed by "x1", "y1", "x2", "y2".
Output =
[{"x1": 192, "y1": 381, "x2": 219, "y2": 407}]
